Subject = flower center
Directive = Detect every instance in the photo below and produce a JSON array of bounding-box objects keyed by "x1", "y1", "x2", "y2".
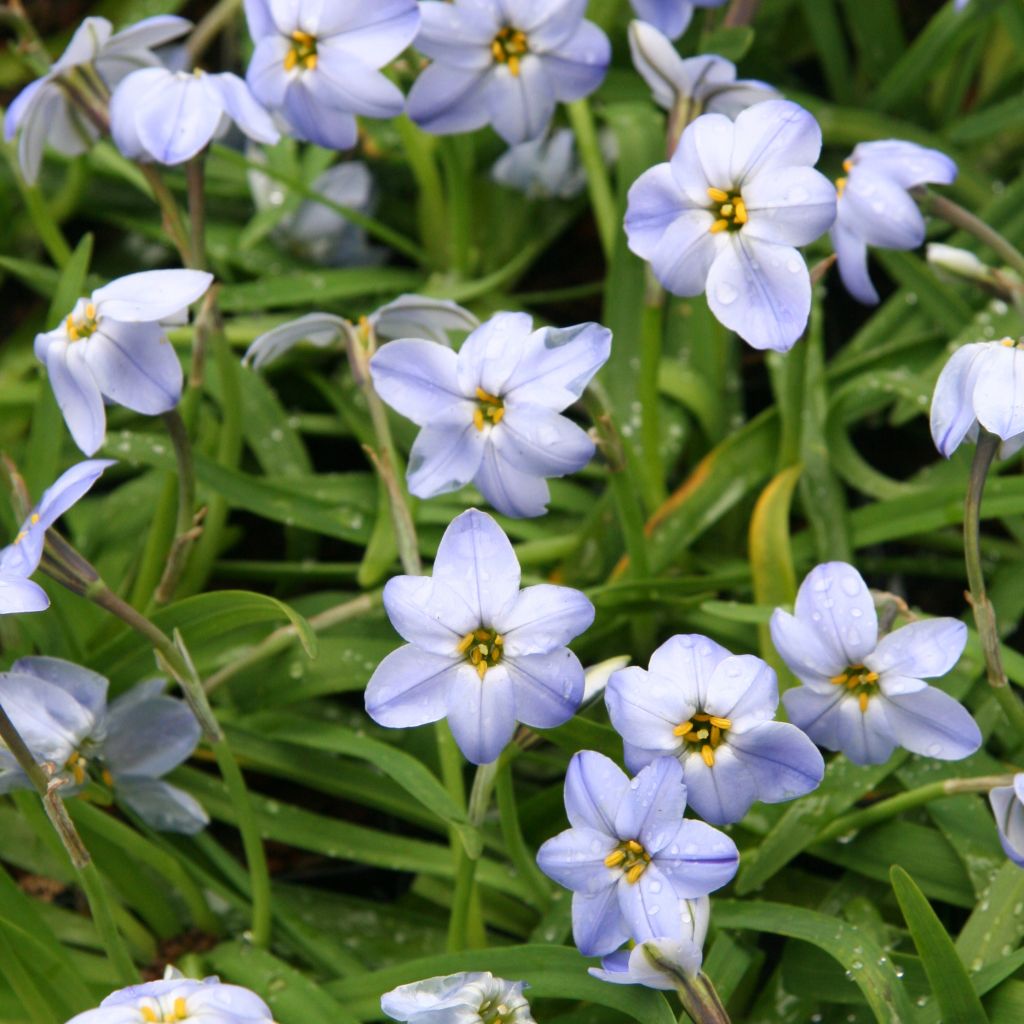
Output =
[
  {"x1": 491, "y1": 26, "x2": 529, "y2": 76},
  {"x1": 284, "y1": 29, "x2": 318, "y2": 71},
  {"x1": 835, "y1": 158, "x2": 853, "y2": 199},
  {"x1": 473, "y1": 387, "x2": 506, "y2": 431},
  {"x1": 457, "y1": 627, "x2": 504, "y2": 679},
  {"x1": 66, "y1": 302, "x2": 98, "y2": 341},
  {"x1": 140, "y1": 998, "x2": 189, "y2": 1023},
  {"x1": 673, "y1": 711, "x2": 732, "y2": 767},
  {"x1": 604, "y1": 838, "x2": 651, "y2": 884},
  {"x1": 707, "y1": 187, "x2": 747, "y2": 234},
  {"x1": 64, "y1": 750, "x2": 89, "y2": 785},
  {"x1": 830, "y1": 663, "x2": 879, "y2": 713},
  {"x1": 479, "y1": 998, "x2": 522, "y2": 1024}
]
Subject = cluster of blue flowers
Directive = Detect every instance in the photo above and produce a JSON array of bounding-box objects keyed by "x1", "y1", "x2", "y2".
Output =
[{"x1": 0, "y1": 0, "x2": 1013, "y2": 1020}]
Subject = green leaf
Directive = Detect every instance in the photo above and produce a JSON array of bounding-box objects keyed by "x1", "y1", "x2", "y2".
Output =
[
  {"x1": 713, "y1": 900, "x2": 917, "y2": 1023},
  {"x1": 699, "y1": 26, "x2": 754, "y2": 61},
  {"x1": 891, "y1": 865, "x2": 990, "y2": 1024},
  {"x1": 217, "y1": 268, "x2": 425, "y2": 312},
  {"x1": 956, "y1": 861, "x2": 1024, "y2": 971}
]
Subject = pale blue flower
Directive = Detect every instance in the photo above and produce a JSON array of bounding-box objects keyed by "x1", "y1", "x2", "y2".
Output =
[
  {"x1": 625, "y1": 100, "x2": 836, "y2": 352},
  {"x1": 243, "y1": 295, "x2": 479, "y2": 370},
  {"x1": 35, "y1": 270, "x2": 213, "y2": 454},
  {"x1": 66, "y1": 969, "x2": 272, "y2": 1024},
  {"x1": 365, "y1": 509, "x2": 594, "y2": 765},
  {"x1": 930, "y1": 338, "x2": 1024, "y2": 459},
  {"x1": 4, "y1": 15, "x2": 190, "y2": 182},
  {"x1": 629, "y1": 20, "x2": 777, "y2": 118},
  {"x1": 407, "y1": 0, "x2": 611, "y2": 145},
  {"x1": 536, "y1": 751, "x2": 738, "y2": 957},
  {"x1": 492, "y1": 129, "x2": 586, "y2": 200},
  {"x1": 0, "y1": 658, "x2": 207, "y2": 833},
  {"x1": 832, "y1": 140, "x2": 957, "y2": 304},
  {"x1": 606, "y1": 635, "x2": 824, "y2": 825},
  {"x1": 0, "y1": 459, "x2": 113, "y2": 614},
  {"x1": 244, "y1": 0, "x2": 420, "y2": 151},
  {"x1": 989, "y1": 775, "x2": 1024, "y2": 867},
  {"x1": 771, "y1": 562, "x2": 981, "y2": 766},
  {"x1": 370, "y1": 312, "x2": 611, "y2": 518},
  {"x1": 630, "y1": 0, "x2": 728, "y2": 40},
  {"x1": 589, "y1": 896, "x2": 709, "y2": 990},
  {"x1": 382, "y1": 972, "x2": 534, "y2": 1024},
  {"x1": 110, "y1": 67, "x2": 278, "y2": 164}
]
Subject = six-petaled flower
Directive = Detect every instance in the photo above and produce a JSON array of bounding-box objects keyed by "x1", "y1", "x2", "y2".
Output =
[
  {"x1": 536, "y1": 750, "x2": 738, "y2": 956},
  {"x1": 624, "y1": 99, "x2": 836, "y2": 351},
  {"x1": 771, "y1": 562, "x2": 981, "y2": 766},
  {"x1": 365, "y1": 509, "x2": 595, "y2": 765},
  {"x1": 407, "y1": 0, "x2": 611, "y2": 145},
  {"x1": 35, "y1": 269, "x2": 213, "y2": 455},
  {"x1": 606, "y1": 634, "x2": 824, "y2": 824},
  {"x1": 381, "y1": 972, "x2": 535, "y2": 1024},
  {"x1": 930, "y1": 337, "x2": 1024, "y2": 460},
  {"x1": 831, "y1": 140, "x2": 957, "y2": 305},
  {"x1": 370, "y1": 312, "x2": 611, "y2": 518}
]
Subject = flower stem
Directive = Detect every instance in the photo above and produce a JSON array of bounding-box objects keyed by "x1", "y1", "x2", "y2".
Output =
[
  {"x1": 566, "y1": 98, "x2": 616, "y2": 260},
  {"x1": 396, "y1": 115, "x2": 448, "y2": 269},
  {"x1": 816, "y1": 773, "x2": 1016, "y2": 844},
  {"x1": 186, "y1": 0, "x2": 242, "y2": 65},
  {"x1": 186, "y1": 156, "x2": 208, "y2": 271},
  {"x1": 916, "y1": 187, "x2": 1024, "y2": 279},
  {"x1": 154, "y1": 410, "x2": 199, "y2": 606},
  {"x1": 640, "y1": 271, "x2": 667, "y2": 506},
  {"x1": 495, "y1": 760, "x2": 551, "y2": 909},
  {"x1": 139, "y1": 165, "x2": 192, "y2": 266},
  {"x1": 964, "y1": 431, "x2": 1024, "y2": 736},
  {"x1": 440, "y1": 136, "x2": 474, "y2": 276},
  {"x1": 723, "y1": 0, "x2": 763, "y2": 27},
  {"x1": 344, "y1": 323, "x2": 422, "y2": 575},
  {"x1": 0, "y1": 705, "x2": 137, "y2": 983}
]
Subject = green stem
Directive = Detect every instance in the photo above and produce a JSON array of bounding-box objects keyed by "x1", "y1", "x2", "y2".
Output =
[
  {"x1": 4, "y1": 156, "x2": 72, "y2": 266},
  {"x1": 0, "y1": 705, "x2": 137, "y2": 983},
  {"x1": 495, "y1": 760, "x2": 551, "y2": 909},
  {"x1": 204, "y1": 591, "x2": 380, "y2": 694},
  {"x1": 640, "y1": 272, "x2": 667, "y2": 506},
  {"x1": 186, "y1": 156, "x2": 208, "y2": 271},
  {"x1": 918, "y1": 188, "x2": 1024, "y2": 278},
  {"x1": 78, "y1": 862, "x2": 139, "y2": 984},
  {"x1": 396, "y1": 116, "x2": 448, "y2": 269},
  {"x1": 186, "y1": 0, "x2": 242, "y2": 64},
  {"x1": 139, "y1": 164, "x2": 192, "y2": 266},
  {"x1": 154, "y1": 409, "x2": 198, "y2": 605},
  {"x1": 723, "y1": 0, "x2": 763, "y2": 27},
  {"x1": 964, "y1": 431, "x2": 1024, "y2": 736},
  {"x1": 566, "y1": 98, "x2": 617, "y2": 260},
  {"x1": 440, "y1": 137, "x2": 473, "y2": 277},
  {"x1": 816, "y1": 774, "x2": 1015, "y2": 844},
  {"x1": 675, "y1": 971, "x2": 732, "y2": 1024}
]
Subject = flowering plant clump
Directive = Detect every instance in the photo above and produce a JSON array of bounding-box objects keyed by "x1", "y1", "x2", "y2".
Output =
[{"x1": 1, "y1": 4, "x2": 1023, "y2": 1024}]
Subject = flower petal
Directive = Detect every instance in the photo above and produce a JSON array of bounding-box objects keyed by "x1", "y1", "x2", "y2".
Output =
[
  {"x1": 792, "y1": 561, "x2": 878, "y2": 667},
  {"x1": 613, "y1": 756, "x2": 687, "y2": 852},
  {"x1": 625, "y1": 163, "x2": 692, "y2": 260},
  {"x1": 680, "y1": 745, "x2": 757, "y2": 825},
  {"x1": 990, "y1": 779, "x2": 1024, "y2": 866},
  {"x1": 618, "y1": 862, "x2": 686, "y2": 943},
  {"x1": 880, "y1": 685, "x2": 981, "y2": 761},
  {"x1": 456, "y1": 312, "x2": 536, "y2": 397},
  {"x1": 867, "y1": 618, "x2": 966, "y2": 682},
  {"x1": 32, "y1": 459, "x2": 114, "y2": 533},
  {"x1": 46, "y1": 341, "x2": 107, "y2": 456},
  {"x1": 505, "y1": 649, "x2": 585, "y2": 728},
  {"x1": 115, "y1": 777, "x2": 209, "y2": 834},
  {"x1": 446, "y1": 662, "x2": 517, "y2": 764},
  {"x1": 472, "y1": 438, "x2": 552, "y2": 519},
  {"x1": 407, "y1": 418, "x2": 486, "y2": 499},
  {"x1": 282, "y1": 78, "x2": 358, "y2": 149},
  {"x1": 12, "y1": 657, "x2": 108, "y2": 720},
  {"x1": 730, "y1": 99, "x2": 822, "y2": 183},
  {"x1": 741, "y1": 166, "x2": 836, "y2": 247},
  {"x1": 312, "y1": 0, "x2": 420, "y2": 62},
  {"x1": 536, "y1": 825, "x2": 617, "y2": 892},
  {"x1": 768, "y1": 608, "x2": 843, "y2": 687},
  {"x1": 705, "y1": 235, "x2": 811, "y2": 352},
  {"x1": 842, "y1": 167, "x2": 926, "y2": 250},
  {"x1": 930, "y1": 343, "x2": 988, "y2": 457},
  {"x1": 630, "y1": 0, "x2": 699, "y2": 39},
  {"x1": 208, "y1": 72, "x2": 279, "y2": 144},
  {"x1": 92, "y1": 270, "x2": 213, "y2": 324},
  {"x1": 832, "y1": 219, "x2": 879, "y2": 305},
  {"x1": 497, "y1": 405, "x2": 595, "y2": 477},
  {"x1": 782, "y1": 684, "x2": 847, "y2": 751},
  {"x1": 849, "y1": 140, "x2": 957, "y2": 190},
  {"x1": 246, "y1": 35, "x2": 291, "y2": 108},
  {"x1": 498, "y1": 584, "x2": 595, "y2": 655},
  {"x1": 86, "y1": 321, "x2": 182, "y2": 415},
  {"x1": 835, "y1": 695, "x2": 897, "y2": 765},
  {"x1": 432, "y1": 508, "x2": 521, "y2": 624},
  {"x1": 311, "y1": 44, "x2": 406, "y2": 118},
  {"x1": 563, "y1": 749, "x2": 628, "y2": 834},
  {"x1": 414, "y1": 0, "x2": 496, "y2": 68},
  {"x1": 572, "y1": 885, "x2": 630, "y2": 957},
  {"x1": 485, "y1": 56, "x2": 556, "y2": 145},
  {"x1": 371, "y1": 338, "x2": 467, "y2": 425},
  {"x1": 973, "y1": 344, "x2": 1024, "y2": 442},
  {"x1": 501, "y1": 321, "x2": 612, "y2": 408},
  {"x1": 541, "y1": 20, "x2": 610, "y2": 102},
  {"x1": 406, "y1": 64, "x2": 491, "y2": 136},
  {"x1": 0, "y1": 575, "x2": 50, "y2": 614},
  {"x1": 703, "y1": 654, "x2": 777, "y2": 726},
  {"x1": 606, "y1": 667, "x2": 691, "y2": 753},
  {"x1": 104, "y1": 694, "x2": 200, "y2": 778},
  {"x1": 726, "y1": 721, "x2": 824, "y2": 803},
  {"x1": 382, "y1": 575, "x2": 478, "y2": 653},
  {"x1": 364, "y1": 646, "x2": 459, "y2": 727},
  {"x1": 372, "y1": 296, "x2": 479, "y2": 344},
  {"x1": 648, "y1": 634, "x2": 733, "y2": 707},
  {"x1": 647, "y1": 209, "x2": 721, "y2": 297},
  {"x1": 653, "y1": 818, "x2": 739, "y2": 896}
]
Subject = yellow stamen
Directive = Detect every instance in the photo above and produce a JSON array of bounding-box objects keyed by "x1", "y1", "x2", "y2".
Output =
[
  {"x1": 491, "y1": 407, "x2": 505, "y2": 424},
  {"x1": 457, "y1": 632, "x2": 475, "y2": 654},
  {"x1": 708, "y1": 716, "x2": 731, "y2": 729},
  {"x1": 626, "y1": 839, "x2": 644, "y2": 853},
  {"x1": 141, "y1": 1008, "x2": 158, "y2": 1023},
  {"x1": 701, "y1": 746, "x2": 715, "y2": 767},
  {"x1": 475, "y1": 386, "x2": 500, "y2": 404},
  {"x1": 283, "y1": 48, "x2": 298, "y2": 71},
  {"x1": 476, "y1": 661, "x2": 487, "y2": 680},
  {"x1": 1002, "y1": 337, "x2": 1016, "y2": 347},
  {"x1": 709, "y1": 218, "x2": 730, "y2": 234},
  {"x1": 173, "y1": 998, "x2": 187, "y2": 1020},
  {"x1": 720, "y1": 203, "x2": 734, "y2": 217},
  {"x1": 710, "y1": 726, "x2": 721, "y2": 745},
  {"x1": 842, "y1": 159, "x2": 853, "y2": 173},
  {"x1": 673, "y1": 720, "x2": 694, "y2": 737},
  {"x1": 863, "y1": 671, "x2": 879, "y2": 683},
  {"x1": 707, "y1": 187, "x2": 730, "y2": 203},
  {"x1": 604, "y1": 849, "x2": 626, "y2": 867},
  {"x1": 66, "y1": 314, "x2": 80, "y2": 341},
  {"x1": 626, "y1": 863, "x2": 646, "y2": 885},
  {"x1": 733, "y1": 198, "x2": 748, "y2": 224},
  {"x1": 30, "y1": 513, "x2": 40, "y2": 524},
  {"x1": 508, "y1": 54, "x2": 520, "y2": 76},
  {"x1": 835, "y1": 176, "x2": 847, "y2": 199},
  {"x1": 85, "y1": 303, "x2": 96, "y2": 319},
  {"x1": 830, "y1": 673, "x2": 848, "y2": 685},
  {"x1": 13, "y1": 530, "x2": 26, "y2": 545},
  {"x1": 858, "y1": 692, "x2": 869, "y2": 713},
  {"x1": 473, "y1": 408, "x2": 485, "y2": 431},
  {"x1": 491, "y1": 40, "x2": 504, "y2": 62},
  {"x1": 304, "y1": 54, "x2": 317, "y2": 70},
  {"x1": 683, "y1": 731, "x2": 701, "y2": 743}
]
